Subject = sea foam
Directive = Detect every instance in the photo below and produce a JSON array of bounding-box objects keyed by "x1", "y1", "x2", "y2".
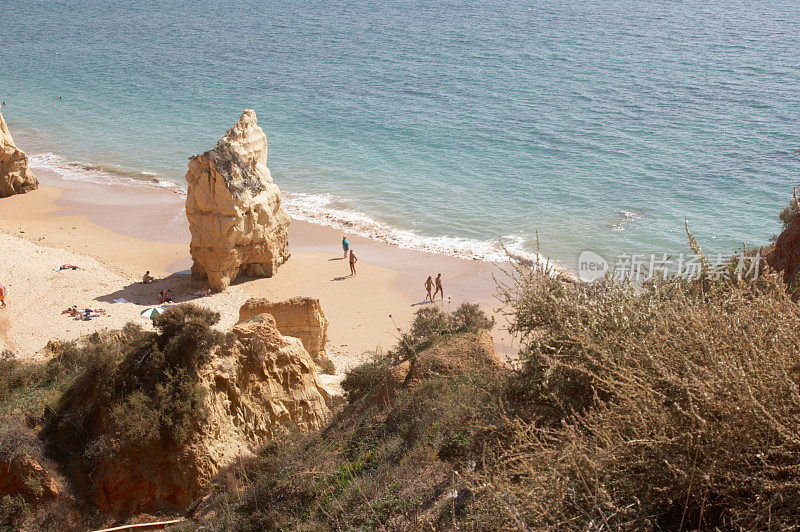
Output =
[{"x1": 28, "y1": 152, "x2": 544, "y2": 265}]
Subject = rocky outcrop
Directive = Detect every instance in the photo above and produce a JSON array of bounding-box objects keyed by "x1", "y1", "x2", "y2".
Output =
[
  {"x1": 91, "y1": 315, "x2": 330, "y2": 515},
  {"x1": 0, "y1": 105, "x2": 38, "y2": 197},
  {"x1": 185, "y1": 109, "x2": 290, "y2": 291},
  {"x1": 766, "y1": 198, "x2": 800, "y2": 287},
  {"x1": 237, "y1": 297, "x2": 333, "y2": 373},
  {"x1": 0, "y1": 455, "x2": 63, "y2": 501}
]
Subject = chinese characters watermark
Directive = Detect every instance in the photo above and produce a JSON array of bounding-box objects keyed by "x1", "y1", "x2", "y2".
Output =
[{"x1": 578, "y1": 251, "x2": 761, "y2": 283}]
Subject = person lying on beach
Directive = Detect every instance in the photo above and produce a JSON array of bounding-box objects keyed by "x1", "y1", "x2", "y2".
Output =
[
  {"x1": 63, "y1": 306, "x2": 106, "y2": 317},
  {"x1": 142, "y1": 271, "x2": 155, "y2": 283},
  {"x1": 75, "y1": 309, "x2": 100, "y2": 321},
  {"x1": 58, "y1": 264, "x2": 80, "y2": 271},
  {"x1": 188, "y1": 289, "x2": 212, "y2": 297}
]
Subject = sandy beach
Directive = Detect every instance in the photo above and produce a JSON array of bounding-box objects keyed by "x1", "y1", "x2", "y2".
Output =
[{"x1": 0, "y1": 167, "x2": 518, "y2": 378}]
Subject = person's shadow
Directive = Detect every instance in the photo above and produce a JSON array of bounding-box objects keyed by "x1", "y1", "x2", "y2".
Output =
[
  {"x1": 331, "y1": 276, "x2": 350, "y2": 281},
  {"x1": 328, "y1": 257, "x2": 344, "y2": 261}
]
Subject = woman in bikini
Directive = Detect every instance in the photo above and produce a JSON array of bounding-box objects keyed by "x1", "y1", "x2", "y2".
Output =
[{"x1": 424, "y1": 276, "x2": 434, "y2": 303}]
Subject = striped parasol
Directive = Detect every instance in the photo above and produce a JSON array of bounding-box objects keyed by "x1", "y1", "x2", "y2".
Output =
[{"x1": 140, "y1": 306, "x2": 167, "y2": 319}]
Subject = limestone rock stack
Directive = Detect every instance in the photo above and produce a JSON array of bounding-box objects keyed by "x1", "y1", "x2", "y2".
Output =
[
  {"x1": 0, "y1": 105, "x2": 39, "y2": 197},
  {"x1": 185, "y1": 109, "x2": 290, "y2": 291},
  {"x1": 237, "y1": 297, "x2": 334, "y2": 373}
]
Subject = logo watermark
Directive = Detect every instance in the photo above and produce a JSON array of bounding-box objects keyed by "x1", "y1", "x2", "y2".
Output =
[
  {"x1": 578, "y1": 250, "x2": 609, "y2": 282},
  {"x1": 577, "y1": 251, "x2": 761, "y2": 283}
]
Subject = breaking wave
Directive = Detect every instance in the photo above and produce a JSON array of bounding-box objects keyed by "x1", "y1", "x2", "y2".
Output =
[
  {"x1": 282, "y1": 192, "x2": 547, "y2": 264},
  {"x1": 28, "y1": 151, "x2": 559, "y2": 266},
  {"x1": 28, "y1": 152, "x2": 183, "y2": 192}
]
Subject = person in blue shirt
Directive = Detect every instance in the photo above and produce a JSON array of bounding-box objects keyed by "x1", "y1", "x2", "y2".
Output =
[{"x1": 342, "y1": 236, "x2": 349, "y2": 258}]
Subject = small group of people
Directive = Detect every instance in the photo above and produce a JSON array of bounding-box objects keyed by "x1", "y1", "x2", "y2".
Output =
[
  {"x1": 342, "y1": 236, "x2": 358, "y2": 276},
  {"x1": 424, "y1": 273, "x2": 444, "y2": 303},
  {"x1": 62, "y1": 306, "x2": 106, "y2": 321},
  {"x1": 158, "y1": 289, "x2": 174, "y2": 304}
]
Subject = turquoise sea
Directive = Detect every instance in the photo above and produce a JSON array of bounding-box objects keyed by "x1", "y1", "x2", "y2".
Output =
[{"x1": 1, "y1": 0, "x2": 798, "y2": 268}]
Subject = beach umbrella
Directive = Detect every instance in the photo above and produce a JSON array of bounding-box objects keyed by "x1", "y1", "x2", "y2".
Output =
[{"x1": 140, "y1": 306, "x2": 167, "y2": 319}]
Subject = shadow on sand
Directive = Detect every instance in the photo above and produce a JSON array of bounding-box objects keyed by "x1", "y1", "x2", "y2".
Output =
[{"x1": 96, "y1": 272, "x2": 212, "y2": 307}]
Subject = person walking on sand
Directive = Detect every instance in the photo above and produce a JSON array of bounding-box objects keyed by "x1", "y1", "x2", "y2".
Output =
[
  {"x1": 349, "y1": 249, "x2": 358, "y2": 276},
  {"x1": 424, "y1": 276, "x2": 434, "y2": 303},
  {"x1": 342, "y1": 236, "x2": 349, "y2": 258},
  {"x1": 0, "y1": 284, "x2": 6, "y2": 307},
  {"x1": 433, "y1": 273, "x2": 444, "y2": 301}
]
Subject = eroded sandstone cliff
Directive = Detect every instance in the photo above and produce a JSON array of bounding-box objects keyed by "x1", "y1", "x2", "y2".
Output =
[
  {"x1": 0, "y1": 105, "x2": 39, "y2": 197},
  {"x1": 186, "y1": 109, "x2": 290, "y2": 291},
  {"x1": 237, "y1": 296, "x2": 334, "y2": 373},
  {"x1": 91, "y1": 315, "x2": 330, "y2": 515}
]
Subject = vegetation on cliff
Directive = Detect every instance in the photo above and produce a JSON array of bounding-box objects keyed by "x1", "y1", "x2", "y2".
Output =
[
  {"x1": 189, "y1": 250, "x2": 800, "y2": 530},
  {"x1": 1, "y1": 306, "x2": 221, "y2": 530},
  {"x1": 4, "y1": 231, "x2": 800, "y2": 530}
]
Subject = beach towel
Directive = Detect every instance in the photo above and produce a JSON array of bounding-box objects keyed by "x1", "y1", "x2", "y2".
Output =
[{"x1": 113, "y1": 298, "x2": 128, "y2": 304}]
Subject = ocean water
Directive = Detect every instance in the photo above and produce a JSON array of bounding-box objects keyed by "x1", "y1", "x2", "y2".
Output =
[{"x1": 1, "y1": 0, "x2": 798, "y2": 268}]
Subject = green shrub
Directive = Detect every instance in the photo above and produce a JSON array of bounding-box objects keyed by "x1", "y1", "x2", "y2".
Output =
[
  {"x1": 395, "y1": 303, "x2": 495, "y2": 359},
  {"x1": 450, "y1": 302, "x2": 495, "y2": 333},
  {"x1": 340, "y1": 352, "x2": 390, "y2": 401},
  {"x1": 409, "y1": 306, "x2": 452, "y2": 346},
  {"x1": 44, "y1": 304, "x2": 222, "y2": 485}
]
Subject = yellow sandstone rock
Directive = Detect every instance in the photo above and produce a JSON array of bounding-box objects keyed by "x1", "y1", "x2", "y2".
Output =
[
  {"x1": 0, "y1": 105, "x2": 38, "y2": 197},
  {"x1": 185, "y1": 109, "x2": 290, "y2": 291},
  {"x1": 237, "y1": 296, "x2": 334, "y2": 373},
  {"x1": 93, "y1": 315, "x2": 330, "y2": 515}
]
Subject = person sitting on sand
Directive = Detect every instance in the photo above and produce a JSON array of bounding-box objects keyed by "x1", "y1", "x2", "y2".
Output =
[
  {"x1": 0, "y1": 284, "x2": 7, "y2": 308},
  {"x1": 424, "y1": 276, "x2": 434, "y2": 303},
  {"x1": 349, "y1": 249, "x2": 358, "y2": 276},
  {"x1": 142, "y1": 271, "x2": 154, "y2": 284},
  {"x1": 158, "y1": 289, "x2": 174, "y2": 304},
  {"x1": 433, "y1": 273, "x2": 444, "y2": 301},
  {"x1": 342, "y1": 236, "x2": 349, "y2": 258},
  {"x1": 59, "y1": 264, "x2": 79, "y2": 271}
]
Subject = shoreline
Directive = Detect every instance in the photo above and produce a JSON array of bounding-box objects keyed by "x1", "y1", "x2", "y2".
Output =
[
  {"x1": 26, "y1": 150, "x2": 574, "y2": 267},
  {"x1": 0, "y1": 167, "x2": 520, "y2": 369}
]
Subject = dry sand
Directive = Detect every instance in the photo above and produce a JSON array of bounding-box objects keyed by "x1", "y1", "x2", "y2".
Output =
[{"x1": 0, "y1": 169, "x2": 520, "y2": 379}]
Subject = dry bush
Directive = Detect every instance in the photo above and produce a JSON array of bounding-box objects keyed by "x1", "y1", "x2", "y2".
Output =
[
  {"x1": 198, "y1": 332, "x2": 507, "y2": 530},
  {"x1": 473, "y1": 257, "x2": 800, "y2": 529}
]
